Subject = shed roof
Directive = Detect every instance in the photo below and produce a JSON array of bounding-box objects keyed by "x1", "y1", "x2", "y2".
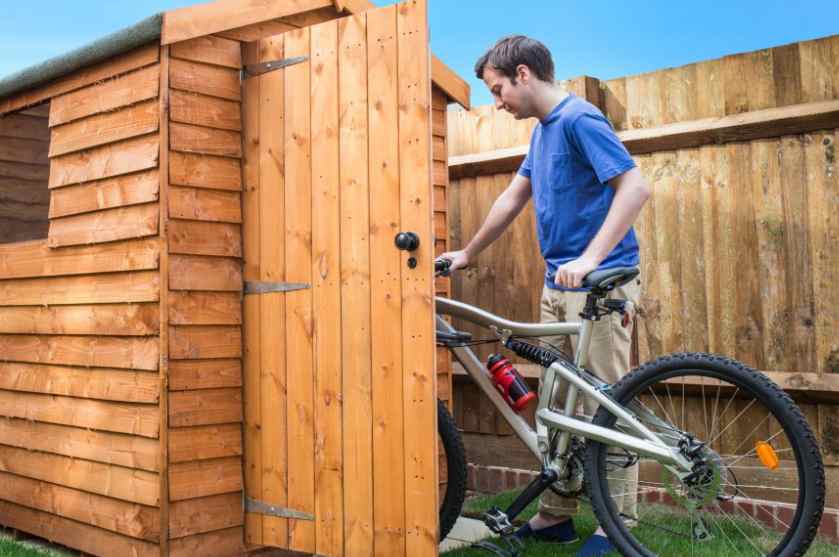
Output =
[{"x1": 0, "y1": 0, "x2": 470, "y2": 109}]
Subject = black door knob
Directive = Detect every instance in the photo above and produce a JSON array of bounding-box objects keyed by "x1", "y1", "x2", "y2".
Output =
[{"x1": 394, "y1": 232, "x2": 420, "y2": 251}]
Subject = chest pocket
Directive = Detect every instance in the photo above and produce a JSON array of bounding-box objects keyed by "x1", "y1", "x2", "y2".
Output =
[
  {"x1": 547, "y1": 152, "x2": 602, "y2": 216},
  {"x1": 548, "y1": 153, "x2": 577, "y2": 190}
]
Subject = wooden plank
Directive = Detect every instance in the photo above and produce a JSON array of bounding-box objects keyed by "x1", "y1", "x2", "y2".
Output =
[
  {"x1": 0, "y1": 160, "x2": 48, "y2": 181},
  {"x1": 19, "y1": 105, "x2": 50, "y2": 117},
  {"x1": 170, "y1": 90, "x2": 242, "y2": 131},
  {"x1": 772, "y1": 43, "x2": 803, "y2": 106},
  {"x1": 241, "y1": 40, "x2": 263, "y2": 546},
  {"x1": 49, "y1": 134, "x2": 159, "y2": 189},
  {"x1": 0, "y1": 113, "x2": 50, "y2": 141},
  {"x1": 170, "y1": 359, "x2": 242, "y2": 391},
  {"x1": 0, "y1": 417, "x2": 159, "y2": 472},
  {"x1": 169, "y1": 254, "x2": 242, "y2": 291},
  {"x1": 431, "y1": 55, "x2": 470, "y2": 110},
  {"x1": 0, "y1": 388, "x2": 158, "y2": 437},
  {"x1": 0, "y1": 237, "x2": 158, "y2": 280},
  {"x1": 256, "y1": 33, "x2": 289, "y2": 547},
  {"x1": 48, "y1": 203, "x2": 159, "y2": 247},
  {"x1": 169, "y1": 526, "x2": 245, "y2": 557},
  {"x1": 338, "y1": 13, "x2": 373, "y2": 555},
  {"x1": 169, "y1": 492, "x2": 243, "y2": 539},
  {"x1": 168, "y1": 219, "x2": 242, "y2": 257},
  {"x1": 0, "y1": 300, "x2": 158, "y2": 337},
  {"x1": 283, "y1": 26, "x2": 316, "y2": 554},
  {"x1": 162, "y1": 0, "x2": 333, "y2": 44},
  {"x1": 0, "y1": 500, "x2": 158, "y2": 557},
  {"x1": 169, "y1": 325, "x2": 242, "y2": 359},
  {"x1": 49, "y1": 170, "x2": 160, "y2": 218},
  {"x1": 170, "y1": 122, "x2": 242, "y2": 158},
  {"x1": 0, "y1": 136, "x2": 48, "y2": 165},
  {"x1": 49, "y1": 65, "x2": 161, "y2": 127},
  {"x1": 309, "y1": 19, "x2": 343, "y2": 556},
  {"x1": 170, "y1": 151, "x2": 242, "y2": 191},
  {"x1": 168, "y1": 457, "x2": 242, "y2": 501},
  {"x1": 0, "y1": 445, "x2": 160, "y2": 506},
  {"x1": 0, "y1": 334, "x2": 159, "y2": 370},
  {"x1": 49, "y1": 99, "x2": 160, "y2": 157},
  {"x1": 797, "y1": 35, "x2": 839, "y2": 103},
  {"x1": 366, "y1": 6, "x2": 406, "y2": 556},
  {"x1": 0, "y1": 471, "x2": 159, "y2": 541},
  {"x1": 169, "y1": 186, "x2": 242, "y2": 223},
  {"x1": 169, "y1": 388, "x2": 243, "y2": 427},
  {"x1": 169, "y1": 291, "x2": 242, "y2": 325},
  {"x1": 0, "y1": 44, "x2": 160, "y2": 117},
  {"x1": 448, "y1": 100, "x2": 839, "y2": 178},
  {"x1": 168, "y1": 423, "x2": 242, "y2": 463},
  {"x1": 170, "y1": 58, "x2": 241, "y2": 101},
  {"x1": 171, "y1": 35, "x2": 243, "y2": 69},
  {"x1": 398, "y1": 1, "x2": 437, "y2": 553},
  {"x1": 0, "y1": 362, "x2": 158, "y2": 403},
  {"x1": 805, "y1": 130, "x2": 838, "y2": 374},
  {"x1": 216, "y1": 19, "x2": 298, "y2": 42}
]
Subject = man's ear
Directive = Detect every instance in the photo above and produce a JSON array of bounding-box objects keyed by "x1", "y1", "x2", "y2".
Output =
[{"x1": 516, "y1": 64, "x2": 530, "y2": 84}]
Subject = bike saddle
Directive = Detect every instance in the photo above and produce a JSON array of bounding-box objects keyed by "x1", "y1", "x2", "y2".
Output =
[{"x1": 582, "y1": 266, "x2": 640, "y2": 291}]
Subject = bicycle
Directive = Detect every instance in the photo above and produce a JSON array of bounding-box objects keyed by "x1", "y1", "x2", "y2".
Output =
[{"x1": 434, "y1": 259, "x2": 825, "y2": 556}]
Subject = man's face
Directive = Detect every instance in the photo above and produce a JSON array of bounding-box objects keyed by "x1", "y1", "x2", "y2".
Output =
[{"x1": 482, "y1": 65, "x2": 531, "y2": 119}]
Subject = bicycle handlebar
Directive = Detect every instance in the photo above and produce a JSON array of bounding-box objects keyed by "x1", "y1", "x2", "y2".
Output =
[{"x1": 434, "y1": 258, "x2": 452, "y2": 277}]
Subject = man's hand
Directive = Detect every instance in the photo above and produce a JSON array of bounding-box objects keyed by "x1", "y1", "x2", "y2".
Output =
[
  {"x1": 437, "y1": 249, "x2": 471, "y2": 273},
  {"x1": 554, "y1": 256, "x2": 599, "y2": 289}
]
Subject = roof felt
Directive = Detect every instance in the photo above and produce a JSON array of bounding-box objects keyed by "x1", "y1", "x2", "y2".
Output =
[{"x1": 0, "y1": 14, "x2": 163, "y2": 102}]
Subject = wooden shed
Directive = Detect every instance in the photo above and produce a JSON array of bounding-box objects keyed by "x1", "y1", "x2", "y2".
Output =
[{"x1": 0, "y1": 1, "x2": 469, "y2": 556}]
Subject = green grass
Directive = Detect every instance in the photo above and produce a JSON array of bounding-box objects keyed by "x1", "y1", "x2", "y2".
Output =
[
  {"x1": 443, "y1": 489, "x2": 839, "y2": 557},
  {"x1": 0, "y1": 537, "x2": 51, "y2": 557}
]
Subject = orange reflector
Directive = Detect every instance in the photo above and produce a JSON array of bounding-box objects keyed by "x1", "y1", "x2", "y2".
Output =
[{"x1": 756, "y1": 441, "x2": 779, "y2": 470}]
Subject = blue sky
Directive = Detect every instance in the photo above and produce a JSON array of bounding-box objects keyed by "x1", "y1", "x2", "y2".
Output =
[{"x1": 2, "y1": 1, "x2": 837, "y2": 107}]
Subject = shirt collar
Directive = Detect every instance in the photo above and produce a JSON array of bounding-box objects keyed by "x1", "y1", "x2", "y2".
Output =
[{"x1": 540, "y1": 93, "x2": 575, "y2": 125}]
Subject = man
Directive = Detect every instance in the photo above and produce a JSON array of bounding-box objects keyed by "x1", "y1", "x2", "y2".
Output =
[{"x1": 439, "y1": 36, "x2": 651, "y2": 557}]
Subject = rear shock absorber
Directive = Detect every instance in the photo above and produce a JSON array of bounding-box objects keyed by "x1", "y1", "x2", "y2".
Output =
[{"x1": 505, "y1": 338, "x2": 563, "y2": 368}]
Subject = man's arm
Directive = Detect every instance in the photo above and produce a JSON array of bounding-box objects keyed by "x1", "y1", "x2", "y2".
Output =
[
  {"x1": 440, "y1": 173, "x2": 532, "y2": 271},
  {"x1": 554, "y1": 167, "x2": 650, "y2": 288}
]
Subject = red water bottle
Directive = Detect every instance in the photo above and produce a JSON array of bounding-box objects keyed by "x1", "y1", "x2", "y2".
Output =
[{"x1": 487, "y1": 354, "x2": 536, "y2": 412}]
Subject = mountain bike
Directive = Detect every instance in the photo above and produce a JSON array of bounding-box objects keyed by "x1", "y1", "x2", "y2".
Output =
[{"x1": 434, "y1": 259, "x2": 825, "y2": 556}]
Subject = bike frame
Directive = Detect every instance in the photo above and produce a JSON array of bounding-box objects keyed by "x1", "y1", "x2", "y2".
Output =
[{"x1": 435, "y1": 296, "x2": 694, "y2": 475}]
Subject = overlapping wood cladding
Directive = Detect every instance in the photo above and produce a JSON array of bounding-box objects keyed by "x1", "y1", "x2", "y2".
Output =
[
  {"x1": 0, "y1": 43, "x2": 165, "y2": 557},
  {"x1": 446, "y1": 35, "x2": 839, "y2": 475},
  {"x1": 163, "y1": 33, "x2": 246, "y2": 554},
  {"x1": 0, "y1": 106, "x2": 50, "y2": 243}
]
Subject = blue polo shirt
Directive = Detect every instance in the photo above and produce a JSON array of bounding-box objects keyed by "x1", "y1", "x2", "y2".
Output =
[{"x1": 518, "y1": 94, "x2": 639, "y2": 291}]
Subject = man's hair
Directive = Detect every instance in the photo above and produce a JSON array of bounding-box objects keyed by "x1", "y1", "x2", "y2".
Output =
[{"x1": 474, "y1": 35, "x2": 555, "y2": 84}]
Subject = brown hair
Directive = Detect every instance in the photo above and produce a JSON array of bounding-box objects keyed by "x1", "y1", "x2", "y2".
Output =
[{"x1": 474, "y1": 35, "x2": 555, "y2": 83}]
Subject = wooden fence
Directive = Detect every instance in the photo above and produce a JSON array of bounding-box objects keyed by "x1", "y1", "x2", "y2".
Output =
[{"x1": 445, "y1": 34, "x2": 839, "y2": 504}]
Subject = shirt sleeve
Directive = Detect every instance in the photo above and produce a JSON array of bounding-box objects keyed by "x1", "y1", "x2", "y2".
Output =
[
  {"x1": 517, "y1": 148, "x2": 532, "y2": 178},
  {"x1": 570, "y1": 113, "x2": 636, "y2": 184}
]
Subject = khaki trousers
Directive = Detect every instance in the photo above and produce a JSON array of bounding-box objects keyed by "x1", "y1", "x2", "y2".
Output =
[{"x1": 537, "y1": 277, "x2": 641, "y2": 519}]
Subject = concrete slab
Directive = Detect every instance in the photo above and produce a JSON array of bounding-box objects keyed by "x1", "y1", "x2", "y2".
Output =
[{"x1": 440, "y1": 516, "x2": 497, "y2": 553}]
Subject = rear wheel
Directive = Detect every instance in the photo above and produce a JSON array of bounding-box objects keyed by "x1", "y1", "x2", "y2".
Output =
[
  {"x1": 585, "y1": 353, "x2": 825, "y2": 557},
  {"x1": 438, "y1": 398, "x2": 467, "y2": 542}
]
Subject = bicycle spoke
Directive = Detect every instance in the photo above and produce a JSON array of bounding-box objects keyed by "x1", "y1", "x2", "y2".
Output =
[{"x1": 707, "y1": 396, "x2": 755, "y2": 448}]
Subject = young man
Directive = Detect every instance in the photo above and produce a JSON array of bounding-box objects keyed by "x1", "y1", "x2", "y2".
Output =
[{"x1": 439, "y1": 36, "x2": 651, "y2": 556}]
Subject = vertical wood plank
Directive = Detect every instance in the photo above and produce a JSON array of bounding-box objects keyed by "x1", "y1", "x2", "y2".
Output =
[
  {"x1": 367, "y1": 5, "x2": 406, "y2": 557},
  {"x1": 158, "y1": 44, "x2": 171, "y2": 557},
  {"x1": 241, "y1": 40, "x2": 263, "y2": 548},
  {"x1": 283, "y1": 26, "x2": 316, "y2": 554},
  {"x1": 397, "y1": 1, "x2": 438, "y2": 554},
  {"x1": 805, "y1": 130, "x2": 838, "y2": 374},
  {"x1": 259, "y1": 33, "x2": 288, "y2": 547},
  {"x1": 310, "y1": 19, "x2": 344, "y2": 557},
  {"x1": 339, "y1": 12, "x2": 374, "y2": 556}
]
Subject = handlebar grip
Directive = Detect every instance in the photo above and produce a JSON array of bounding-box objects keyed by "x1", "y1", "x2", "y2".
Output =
[{"x1": 435, "y1": 258, "x2": 452, "y2": 276}]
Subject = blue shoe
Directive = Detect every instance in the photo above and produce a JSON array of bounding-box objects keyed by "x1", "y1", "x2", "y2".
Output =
[
  {"x1": 514, "y1": 519, "x2": 580, "y2": 544},
  {"x1": 576, "y1": 533, "x2": 615, "y2": 556}
]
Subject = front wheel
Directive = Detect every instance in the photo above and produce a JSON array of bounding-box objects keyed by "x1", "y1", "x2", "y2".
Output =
[
  {"x1": 438, "y1": 398, "x2": 467, "y2": 542},
  {"x1": 585, "y1": 353, "x2": 825, "y2": 557}
]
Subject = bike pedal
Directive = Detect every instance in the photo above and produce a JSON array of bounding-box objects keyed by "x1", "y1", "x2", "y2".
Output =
[{"x1": 483, "y1": 506, "x2": 515, "y2": 536}]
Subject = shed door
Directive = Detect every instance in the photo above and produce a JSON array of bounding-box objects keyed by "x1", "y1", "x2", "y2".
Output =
[{"x1": 241, "y1": 1, "x2": 438, "y2": 555}]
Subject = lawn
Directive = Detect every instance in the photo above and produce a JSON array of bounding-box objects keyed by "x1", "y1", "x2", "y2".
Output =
[
  {"x1": 0, "y1": 535, "x2": 66, "y2": 557},
  {"x1": 442, "y1": 489, "x2": 839, "y2": 557}
]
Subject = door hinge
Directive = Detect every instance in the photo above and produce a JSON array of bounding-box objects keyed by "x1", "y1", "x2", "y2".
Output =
[
  {"x1": 242, "y1": 55, "x2": 309, "y2": 79},
  {"x1": 245, "y1": 496, "x2": 314, "y2": 521},
  {"x1": 244, "y1": 281, "x2": 311, "y2": 295}
]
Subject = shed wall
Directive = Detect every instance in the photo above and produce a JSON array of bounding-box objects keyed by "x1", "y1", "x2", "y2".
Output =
[
  {"x1": 446, "y1": 34, "x2": 839, "y2": 510},
  {"x1": 0, "y1": 44, "x2": 164, "y2": 556}
]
